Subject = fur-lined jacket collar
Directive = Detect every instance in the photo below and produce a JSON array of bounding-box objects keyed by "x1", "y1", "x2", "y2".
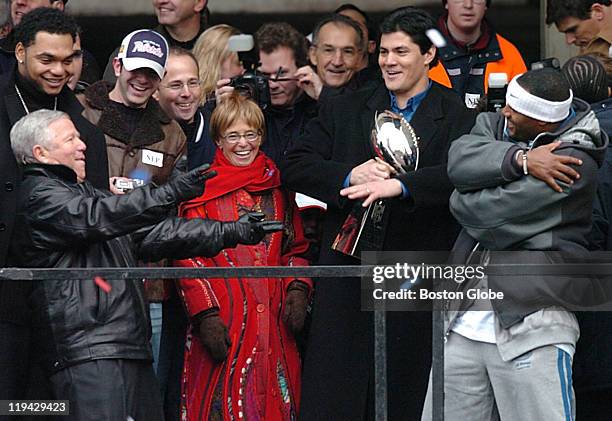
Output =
[{"x1": 82, "y1": 81, "x2": 171, "y2": 147}]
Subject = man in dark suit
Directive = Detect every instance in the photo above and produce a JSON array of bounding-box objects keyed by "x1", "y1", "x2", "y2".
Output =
[
  {"x1": 281, "y1": 7, "x2": 475, "y2": 420},
  {"x1": 0, "y1": 8, "x2": 109, "y2": 400}
]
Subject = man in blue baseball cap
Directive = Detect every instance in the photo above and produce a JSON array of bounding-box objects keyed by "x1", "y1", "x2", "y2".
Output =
[
  {"x1": 111, "y1": 29, "x2": 169, "y2": 106},
  {"x1": 78, "y1": 29, "x2": 187, "y2": 389},
  {"x1": 79, "y1": 28, "x2": 185, "y2": 187}
]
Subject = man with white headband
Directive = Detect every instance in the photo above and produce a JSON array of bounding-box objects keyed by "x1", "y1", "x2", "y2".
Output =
[{"x1": 421, "y1": 68, "x2": 608, "y2": 421}]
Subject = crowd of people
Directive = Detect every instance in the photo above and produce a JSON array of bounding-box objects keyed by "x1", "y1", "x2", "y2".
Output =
[{"x1": 0, "y1": 0, "x2": 611, "y2": 420}]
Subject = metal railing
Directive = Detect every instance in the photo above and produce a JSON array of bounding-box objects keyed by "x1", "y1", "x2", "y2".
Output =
[
  {"x1": 3, "y1": 263, "x2": 611, "y2": 281},
  {"x1": 3, "y1": 263, "x2": 612, "y2": 421}
]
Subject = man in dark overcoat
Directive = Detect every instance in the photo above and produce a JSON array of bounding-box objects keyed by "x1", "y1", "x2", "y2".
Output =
[{"x1": 281, "y1": 7, "x2": 475, "y2": 420}]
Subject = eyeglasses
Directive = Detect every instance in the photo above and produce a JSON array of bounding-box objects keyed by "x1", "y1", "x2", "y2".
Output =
[
  {"x1": 314, "y1": 45, "x2": 361, "y2": 60},
  {"x1": 221, "y1": 130, "x2": 262, "y2": 143},
  {"x1": 161, "y1": 79, "x2": 202, "y2": 91},
  {"x1": 448, "y1": 0, "x2": 487, "y2": 4}
]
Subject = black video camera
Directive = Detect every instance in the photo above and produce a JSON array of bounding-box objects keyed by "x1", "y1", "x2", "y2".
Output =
[{"x1": 228, "y1": 35, "x2": 271, "y2": 111}]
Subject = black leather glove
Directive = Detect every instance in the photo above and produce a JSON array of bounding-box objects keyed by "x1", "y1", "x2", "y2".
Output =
[
  {"x1": 282, "y1": 281, "x2": 310, "y2": 334},
  {"x1": 223, "y1": 212, "x2": 284, "y2": 246},
  {"x1": 164, "y1": 164, "x2": 217, "y2": 203},
  {"x1": 195, "y1": 311, "x2": 231, "y2": 363}
]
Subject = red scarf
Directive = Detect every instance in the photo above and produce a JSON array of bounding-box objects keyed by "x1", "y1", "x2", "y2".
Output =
[{"x1": 180, "y1": 149, "x2": 281, "y2": 215}]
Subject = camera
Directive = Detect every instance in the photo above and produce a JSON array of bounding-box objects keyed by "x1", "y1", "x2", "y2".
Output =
[
  {"x1": 230, "y1": 73, "x2": 271, "y2": 111},
  {"x1": 113, "y1": 178, "x2": 144, "y2": 193},
  {"x1": 486, "y1": 73, "x2": 508, "y2": 113},
  {"x1": 227, "y1": 34, "x2": 271, "y2": 110}
]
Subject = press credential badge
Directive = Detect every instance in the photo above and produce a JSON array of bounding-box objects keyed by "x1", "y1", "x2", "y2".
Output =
[{"x1": 142, "y1": 149, "x2": 164, "y2": 167}]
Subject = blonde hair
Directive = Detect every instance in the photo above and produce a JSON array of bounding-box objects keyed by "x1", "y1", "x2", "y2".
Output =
[
  {"x1": 210, "y1": 93, "x2": 265, "y2": 143},
  {"x1": 192, "y1": 24, "x2": 241, "y2": 103}
]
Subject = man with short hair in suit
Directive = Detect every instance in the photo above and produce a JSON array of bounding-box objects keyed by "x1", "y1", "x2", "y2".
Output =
[{"x1": 282, "y1": 6, "x2": 475, "y2": 420}]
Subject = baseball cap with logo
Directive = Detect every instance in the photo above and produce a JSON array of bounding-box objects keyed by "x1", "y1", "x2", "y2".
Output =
[{"x1": 117, "y1": 29, "x2": 169, "y2": 79}]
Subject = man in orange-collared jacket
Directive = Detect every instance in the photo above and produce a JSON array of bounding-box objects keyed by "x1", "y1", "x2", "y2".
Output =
[{"x1": 429, "y1": 0, "x2": 527, "y2": 109}]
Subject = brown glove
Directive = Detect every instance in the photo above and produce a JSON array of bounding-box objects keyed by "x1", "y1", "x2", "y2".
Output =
[
  {"x1": 282, "y1": 281, "x2": 310, "y2": 334},
  {"x1": 195, "y1": 311, "x2": 231, "y2": 362}
]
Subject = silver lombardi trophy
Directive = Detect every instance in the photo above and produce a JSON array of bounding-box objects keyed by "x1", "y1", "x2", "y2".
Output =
[{"x1": 332, "y1": 110, "x2": 419, "y2": 258}]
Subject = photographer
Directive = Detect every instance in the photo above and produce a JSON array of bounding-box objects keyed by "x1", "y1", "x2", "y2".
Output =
[
  {"x1": 8, "y1": 109, "x2": 281, "y2": 420},
  {"x1": 196, "y1": 24, "x2": 319, "y2": 168},
  {"x1": 255, "y1": 22, "x2": 319, "y2": 166}
]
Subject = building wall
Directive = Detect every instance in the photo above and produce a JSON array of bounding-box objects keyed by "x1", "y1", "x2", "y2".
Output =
[{"x1": 67, "y1": 0, "x2": 527, "y2": 15}]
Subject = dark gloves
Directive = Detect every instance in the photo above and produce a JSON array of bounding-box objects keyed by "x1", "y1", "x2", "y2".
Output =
[
  {"x1": 195, "y1": 311, "x2": 231, "y2": 363},
  {"x1": 164, "y1": 164, "x2": 217, "y2": 203},
  {"x1": 283, "y1": 281, "x2": 310, "y2": 334},
  {"x1": 223, "y1": 212, "x2": 284, "y2": 247}
]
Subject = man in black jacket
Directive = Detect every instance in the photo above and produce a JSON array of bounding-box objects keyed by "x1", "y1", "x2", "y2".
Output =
[
  {"x1": 157, "y1": 46, "x2": 215, "y2": 170},
  {"x1": 255, "y1": 21, "x2": 319, "y2": 167},
  {"x1": 0, "y1": 8, "x2": 109, "y2": 400},
  {"x1": 8, "y1": 109, "x2": 281, "y2": 420},
  {"x1": 282, "y1": 7, "x2": 475, "y2": 420},
  {"x1": 152, "y1": 0, "x2": 208, "y2": 51},
  {"x1": 1, "y1": 2, "x2": 101, "y2": 84},
  {"x1": 155, "y1": 45, "x2": 208, "y2": 421},
  {"x1": 295, "y1": 13, "x2": 380, "y2": 102},
  {"x1": 0, "y1": 0, "x2": 11, "y2": 74}
]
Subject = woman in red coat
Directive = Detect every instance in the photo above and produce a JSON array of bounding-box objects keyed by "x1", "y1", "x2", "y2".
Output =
[{"x1": 176, "y1": 94, "x2": 312, "y2": 421}]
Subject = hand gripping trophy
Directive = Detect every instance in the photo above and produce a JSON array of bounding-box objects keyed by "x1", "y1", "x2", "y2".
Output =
[{"x1": 332, "y1": 110, "x2": 419, "y2": 258}]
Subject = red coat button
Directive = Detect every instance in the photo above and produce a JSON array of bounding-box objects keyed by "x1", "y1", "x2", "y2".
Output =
[{"x1": 256, "y1": 304, "x2": 265, "y2": 313}]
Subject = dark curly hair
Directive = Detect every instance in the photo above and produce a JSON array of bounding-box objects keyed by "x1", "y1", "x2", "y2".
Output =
[
  {"x1": 546, "y1": 0, "x2": 612, "y2": 25},
  {"x1": 13, "y1": 7, "x2": 78, "y2": 48},
  {"x1": 255, "y1": 22, "x2": 308, "y2": 68}
]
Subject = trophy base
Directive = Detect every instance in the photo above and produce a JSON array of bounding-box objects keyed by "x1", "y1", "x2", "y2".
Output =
[{"x1": 331, "y1": 200, "x2": 390, "y2": 259}]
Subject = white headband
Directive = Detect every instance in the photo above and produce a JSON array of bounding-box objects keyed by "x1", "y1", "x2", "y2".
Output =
[{"x1": 505, "y1": 75, "x2": 573, "y2": 123}]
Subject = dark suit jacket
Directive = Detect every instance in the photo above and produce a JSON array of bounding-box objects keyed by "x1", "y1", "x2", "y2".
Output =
[{"x1": 281, "y1": 81, "x2": 475, "y2": 420}]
